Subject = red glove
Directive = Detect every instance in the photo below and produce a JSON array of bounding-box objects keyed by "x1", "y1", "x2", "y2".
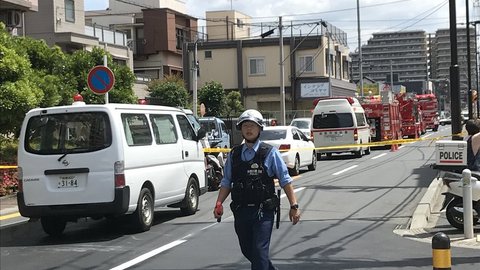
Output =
[{"x1": 214, "y1": 201, "x2": 223, "y2": 222}]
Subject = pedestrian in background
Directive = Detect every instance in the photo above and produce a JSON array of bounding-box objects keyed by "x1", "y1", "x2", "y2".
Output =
[
  {"x1": 213, "y1": 109, "x2": 300, "y2": 270},
  {"x1": 465, "y1": 119, "x2": 480, "y2": 170}
]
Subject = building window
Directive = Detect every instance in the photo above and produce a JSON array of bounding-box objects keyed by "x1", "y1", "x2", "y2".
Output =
[
  {"x1": 299, "y1": 55, "x2": 314, "y2": 73},
  {"x1": 237, "y1": 19, "x2": 243, "y2": 28},
  {"x1": 249, "y1": 58, "x2": 265, "y2": 75},
  {"x1": 205, "y1": 51, "x2": 212, "y2": 59},
  {"x1": 65, "y1": 0, "x2": 75, "y2": 22},
  {"x1": 176, "y1": 28, "x2": 186, "y2": 50}
]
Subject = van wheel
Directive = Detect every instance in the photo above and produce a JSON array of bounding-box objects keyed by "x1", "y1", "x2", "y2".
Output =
[
  {"x1": 180, "y1": 178, "x2": 199, "y2": 216},
  {"x1": 41, "y1": 217, "x2": 66, "y2": 237},
  {"x1": 131, "y1": 188, "x2": 154, "y2": 232},
  {"x1": 365, "y1": 146, "x2": 371, "y2": 155},
  {"x1": 308, "y1": 151, "x2": 317, "y2": 171},
  {"x1": 289, "y1": 156, "x2": 300, "y2": 176}
]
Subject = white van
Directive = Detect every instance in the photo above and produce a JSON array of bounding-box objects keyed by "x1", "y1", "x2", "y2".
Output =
[
  {"x1": 17, "y1": 102, "x2": 207, "y2": 236},
  {"x1": 199, "y1": 117, "x2": 230, "y2": 148},
  {"x1": 311, "y1": 96, "x2": 371, "y2": 158}
]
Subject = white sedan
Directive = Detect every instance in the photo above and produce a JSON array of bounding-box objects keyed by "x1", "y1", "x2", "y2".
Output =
[{"x1": 259, "y1": 126, "x2": 317, "y2": 176}]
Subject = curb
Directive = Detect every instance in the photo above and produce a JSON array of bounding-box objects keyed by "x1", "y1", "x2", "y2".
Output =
[
  {"x1": 409, "y1": 177, "x2": 444, "y2": 230},
  {"x1": 0, "y1": 193, "x2": 19, "y2": 216}
]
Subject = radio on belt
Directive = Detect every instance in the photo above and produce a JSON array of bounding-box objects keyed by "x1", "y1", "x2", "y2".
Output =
[{"x1": 435, "y1": 140, "x2": 467, "y2": 166}]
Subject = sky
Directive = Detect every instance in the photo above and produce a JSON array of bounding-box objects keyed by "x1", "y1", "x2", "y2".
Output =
[{"x1": 84, "y1": 0, "x2": 476, "y2": 51}]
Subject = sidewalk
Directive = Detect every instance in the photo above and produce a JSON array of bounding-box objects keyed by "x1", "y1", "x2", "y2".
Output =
[
  {"x1": 0, "y1": 193, "x2": 19, "y2": 216},
  {"x1": 395, "y1": 177, "x2": 480, "y2": 249}
]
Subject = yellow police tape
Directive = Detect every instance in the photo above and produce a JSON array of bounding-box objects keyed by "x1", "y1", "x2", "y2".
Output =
[
  {"x1": 203, "y1": 132, "x2": 466, "y2": 153},
  {"x1": 0, "y1": 132, "x2": 465, "y2": 169},
  {"x1": 0, "y1": 165, "x2": 18, "y2": 169}
]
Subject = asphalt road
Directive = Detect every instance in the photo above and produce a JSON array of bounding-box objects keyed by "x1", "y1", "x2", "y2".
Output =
[{"x1": 1, "y1": 125, "x2": 479, "y2": 270}]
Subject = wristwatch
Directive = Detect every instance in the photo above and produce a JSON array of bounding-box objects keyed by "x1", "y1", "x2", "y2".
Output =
[{"x1": 290, "y1": 204, "x2": 299, "y2": 210}]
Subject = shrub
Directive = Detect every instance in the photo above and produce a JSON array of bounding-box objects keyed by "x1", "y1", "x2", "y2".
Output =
[{"x1": 0, "y1": 169, "x2": 18, "y2": 196}]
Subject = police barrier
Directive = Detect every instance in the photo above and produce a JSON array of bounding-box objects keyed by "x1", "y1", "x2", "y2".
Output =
[{"x1": 202, "y1": 132, "x2": 466, "y2": 153}]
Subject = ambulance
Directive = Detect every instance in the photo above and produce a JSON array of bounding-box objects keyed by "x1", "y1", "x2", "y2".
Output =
[{"x1": 311, "y1": 96, "x2": 371, "y2": 159}]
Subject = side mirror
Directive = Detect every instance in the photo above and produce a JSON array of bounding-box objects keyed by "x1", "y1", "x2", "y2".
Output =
[{"x1": 197, "y1": 128, "x2": 207, "y2": 141}]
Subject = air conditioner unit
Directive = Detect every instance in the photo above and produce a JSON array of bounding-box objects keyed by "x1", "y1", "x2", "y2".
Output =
[{"x1": 7, "y1": 10, "x2": 22, "y2": 27}]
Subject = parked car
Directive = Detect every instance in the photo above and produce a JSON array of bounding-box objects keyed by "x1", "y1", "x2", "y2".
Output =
[
  {"x1": 439, "y1": 117, "x2": 451, "y2": 126},
  {"x1": 289, "y1": 117, "x2": 312, "y2": 138},
  {"x1": 259, "y1": 126, "x2": 317, "y2": 176}
]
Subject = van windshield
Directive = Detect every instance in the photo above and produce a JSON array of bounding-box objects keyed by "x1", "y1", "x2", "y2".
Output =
[
  {"x1": 199, "y1": 120, "x2": 216, "y2": 133},
  {"x1": 25, "y1": 112, "x2": 112, "y2": 154},
  {"x1": 312, "y1": 113, "x2": 353, "y2": 129}
]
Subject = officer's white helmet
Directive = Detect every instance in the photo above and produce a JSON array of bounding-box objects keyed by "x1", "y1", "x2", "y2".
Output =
[{"x1": 236, "y1": 109, "x2": 264, "y2": 130}]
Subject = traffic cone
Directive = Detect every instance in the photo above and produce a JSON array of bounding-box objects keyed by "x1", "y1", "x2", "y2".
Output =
[{"x1": 390, "y1": 143, "x2": 398, "y2": 152}]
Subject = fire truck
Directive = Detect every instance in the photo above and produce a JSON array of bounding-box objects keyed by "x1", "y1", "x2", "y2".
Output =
[
  {"x1": 416, "y1": 93, "x2": 439, "y2": 131},
  {"x1": 360, "y1": 94, "x2": 402, "y2": 146},
  {"x1": 396, "y1": 92, "x2": 424, "y2": 138}
]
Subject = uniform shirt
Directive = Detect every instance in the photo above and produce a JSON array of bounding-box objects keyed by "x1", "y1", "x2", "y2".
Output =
[{"x1": 220, "y1": 140, "x2": 293, "y2": 189}]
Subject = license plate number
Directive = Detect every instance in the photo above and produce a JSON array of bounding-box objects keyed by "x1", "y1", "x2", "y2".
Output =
[{"x1": 58, "y1": 176, "x2": 79, "y2": 188}]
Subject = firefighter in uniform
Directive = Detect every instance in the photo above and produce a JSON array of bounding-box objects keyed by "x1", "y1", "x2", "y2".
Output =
[{"x1": 213, "y1": 109, "x2": 301, "y2": 270}]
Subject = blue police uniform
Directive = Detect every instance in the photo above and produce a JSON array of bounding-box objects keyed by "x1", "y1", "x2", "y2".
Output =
[{"x1": 220, "y1": 140, "x2": 293, "y2": 270}]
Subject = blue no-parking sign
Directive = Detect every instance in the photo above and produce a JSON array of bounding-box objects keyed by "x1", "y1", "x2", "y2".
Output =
[{"x1": 87, "y1": 66, "x2": 115, "y2": 94}]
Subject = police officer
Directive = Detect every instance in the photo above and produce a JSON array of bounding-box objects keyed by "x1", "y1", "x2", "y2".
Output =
[{"x1": 213, "y1": 109, "x2": 300, "y2": 270}]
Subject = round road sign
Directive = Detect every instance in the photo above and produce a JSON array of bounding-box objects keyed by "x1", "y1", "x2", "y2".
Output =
[{"x1": 87, "y1": 66, "x2": 115, "y2": 94}]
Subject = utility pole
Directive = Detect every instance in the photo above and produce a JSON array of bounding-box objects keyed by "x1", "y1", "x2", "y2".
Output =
[
  {"x1": 321, "y1": 21, "x2": 332, "y2": 97},
  {"x1": 467, "y1": 0, "x2": 473, "y2": 119},
  {"x1": 104, "y1": 43, "x2": 109, "y2": 104},
  {"x1": 357, "y1": 0, "x2": 364, "y2": 96},
  {"x1": 279, "y1": 16, "x2": 286, "y2": 125},
  {"x1": 449, "y1": 0, "x2": 462, "y2": 140},
  {"x1": 192, "y1": 40, "x2": 198, "y2": 116}
]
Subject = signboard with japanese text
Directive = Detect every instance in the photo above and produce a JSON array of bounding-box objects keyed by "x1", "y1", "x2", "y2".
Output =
[{"x1": 300, "y1": 82, "x2": 330, "y2": 98}]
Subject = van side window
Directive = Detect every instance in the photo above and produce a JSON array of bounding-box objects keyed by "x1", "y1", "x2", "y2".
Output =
[
  {"x1": 150, "y1": 114, "x2": 178, "y2": 144},
  {"x1": 220, "y1": 122, "x2": 228, "y2": 135},
  {"x1": 177, "y1": 115, "x2": 196, "y2": 141},
  {"x1": 121, "y1": 114, "x2": 153, "y2": 146},
  {"x1": 355, "y1": 113, "x2": 367, "y2": 126}
]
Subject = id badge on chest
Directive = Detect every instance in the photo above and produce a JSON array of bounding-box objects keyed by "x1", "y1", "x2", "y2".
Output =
[{"x1": 247, "y1": 163, "x2": 263, "y2": 176}]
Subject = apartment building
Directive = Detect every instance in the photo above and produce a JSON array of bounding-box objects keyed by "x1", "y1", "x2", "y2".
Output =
[
  {"x1": 13, "y1": 0, "x2": 132, "y2": 70},
  {"x1": 0, "y1": 0, "x2": 38, "y2": 36},
  {"x1": 430, "y1": 27, "x2": 477, "y2": 107},
  {"x1": 351, "y1": 30, "x2": 429, "y2": 92},
  {"x1": 205, "y1": 10, "x2": 251, "y2": 41},
  {"x1": 183, "y1": 17, "x2": 356, "y2": 120},
  {"x1": 85, "y1": 0, "x2": 196, "y2": 82}
]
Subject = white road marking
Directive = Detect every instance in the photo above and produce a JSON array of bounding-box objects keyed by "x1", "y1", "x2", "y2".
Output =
[
  {"x1": 332, "y1": 165, "x2": 358, "y2": 176},
  {"x1": 280, "y1": 187, "x2": 305, "y2": 198},
  {"x1": 109, "y1": 240, "x2": 186, "y2": 270},
  {"x1": 371, "y1": 153, "x2": 387, "y2": 160}
]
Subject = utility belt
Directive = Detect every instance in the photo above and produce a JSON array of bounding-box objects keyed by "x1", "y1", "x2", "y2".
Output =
[
  {"x1": 230, "y1": 194, "x2": 280, "y2": 211},
  {"x1": 231, "y1": 179, "x2": 275, "y2": 205}
]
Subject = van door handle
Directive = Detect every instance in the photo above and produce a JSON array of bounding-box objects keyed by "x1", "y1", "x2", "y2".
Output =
[{"x1": 184, "y1": 151, "x2": 189, "y2": 157}]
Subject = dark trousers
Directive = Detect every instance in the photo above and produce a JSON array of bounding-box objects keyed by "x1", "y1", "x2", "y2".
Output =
[{"x1": 233, "y1": 206, "x2": 276, "y2": 270}]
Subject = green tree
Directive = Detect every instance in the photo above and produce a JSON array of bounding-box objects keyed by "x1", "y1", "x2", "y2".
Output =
[
  {"x1": 0, "y1": 24, "x2": 43, "y2": 136},
  {"x1": 147, "y1": 75, "x2": 189, "y2": 107},
  {"x1": 224, "y1": 91, "x2": 244, "y2": 117},
  {"x1": 198, "y1": 81, "x2": 225, "y2": 116},
  {"x1": 67, "y1": 47, "x2": 137, "y2": 104},
  {"x1": 0, "y1": 22, "x2": 137, "y2": 137}
]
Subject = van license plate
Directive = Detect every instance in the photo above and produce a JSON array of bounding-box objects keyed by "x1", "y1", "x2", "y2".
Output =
[{"x1": 58, "y1": 176, "x2": 79, "y2": 188}]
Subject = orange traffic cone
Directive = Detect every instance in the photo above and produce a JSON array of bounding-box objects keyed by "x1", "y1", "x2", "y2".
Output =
[{"x1": 390, "y1": 143, "x2": 398, "y2": 152}]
